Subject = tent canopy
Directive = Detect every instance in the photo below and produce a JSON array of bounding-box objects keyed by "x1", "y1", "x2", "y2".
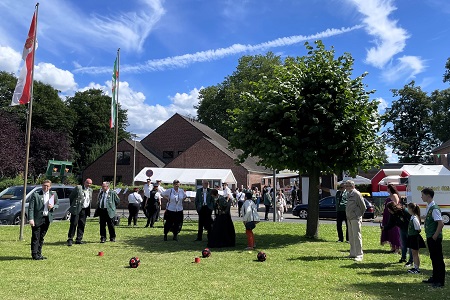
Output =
[
  {"x1": 134, "y1": 168, "x2": 237, "y2": 185},
  {"x1": 338, "y1": 175, "x2": 371, "y2": 185}
]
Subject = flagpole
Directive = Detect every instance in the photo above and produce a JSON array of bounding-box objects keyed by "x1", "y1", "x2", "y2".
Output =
[
  {"x1": 113, "y1": 48, "x2": 120, "y2": 190},
  {"x1": 19, "y1": 3, "x2": 39, "y2": 241}
]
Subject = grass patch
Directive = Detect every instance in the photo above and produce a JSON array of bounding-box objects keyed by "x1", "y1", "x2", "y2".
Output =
[{"x1": 0, "y1": 219, "x2": 449, "y2": 299}]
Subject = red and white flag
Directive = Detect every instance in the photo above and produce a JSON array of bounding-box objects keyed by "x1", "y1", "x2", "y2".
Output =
[{"x1": 11, "y1": 10, "x2": 38, "y2": 106}]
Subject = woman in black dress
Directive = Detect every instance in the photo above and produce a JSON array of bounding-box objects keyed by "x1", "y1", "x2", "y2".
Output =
[{"x1": 208, "y1": 189, "x2": 236, "y2": 248}]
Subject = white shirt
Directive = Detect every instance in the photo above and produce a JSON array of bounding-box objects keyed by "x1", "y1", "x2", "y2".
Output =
[
  {"x1": 157, "y1": 185, "x2": 166, "y2": 194},
  {"x1": 203, "y1": 188, "x2": 208, "y2": 205},
  {"x1": 43, "y1": 191, "x2": 50, "y2": 216},
  {"x1": 99, "y1": 190, "x2": 109, "y2": 208},
  {"x1": 82, "y1": 187, "x2": 91, "y2": 208},
  {"x1": 143, "y1": 183, "x2": 153, "y2": 198},
  {"x1": 411, "y1": 215, "x2": 421, "y2": 231},
  {"x1": 426, "y1": 201, "x2": 442, "y2": 221},
  {"x1": 163, "y1": 188, "x2": 186, "y2": 212},
  {"x1": 223, "y1": 186, "x2": 231, "y2": 199},
  {"x1": 236, "y1": 191, "x2": 245, "y2": 201},
  {"x1": 128, "y1": 192, "x2": 143, "y2": 204}
]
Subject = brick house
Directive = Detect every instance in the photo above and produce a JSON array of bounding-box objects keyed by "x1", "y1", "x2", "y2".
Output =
[
  {"x1": 83, "y1": 113, "x2": 271, "y2": 187},
  {"x1": 431, "y1": 140, "x2": 450, "y2": 168}
]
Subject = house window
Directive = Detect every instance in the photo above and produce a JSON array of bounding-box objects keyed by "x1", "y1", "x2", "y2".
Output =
[
  {"x1": 117, "y1": 151, "x2": 131, "y2": 165},
  {"x1": 102, "y1": 176, "x2": 122, "y2": 184},
  {"x1": 163, "y1": 151, "x2": 174, "y2": 159}
]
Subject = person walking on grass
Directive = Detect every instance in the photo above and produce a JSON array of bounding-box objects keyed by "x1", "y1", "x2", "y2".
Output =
[
  {"x1": 241, "y1": 192, "x2": 260, "y2": 250},
  {"x1": 67, "y1": 178, "x2": 92, "y2": 246},
  {"x1": 421, "y1": 188, "x2": 445, "y2": 288},
  {"x1": 405, "y1": 203, "x2": 426, "y2": 274},
  {"x1": 97, "y1": 182, "x2": 120, "y2": 243},
  {"x1": 127, "y1": 187, "x2": 143, "y2": 226},
  {"x1": 161, "y1": 180, "x2": 186, "y2": 241},
  {"x1": 345, "y1": 180, "x2": 366, "y2": 262}
]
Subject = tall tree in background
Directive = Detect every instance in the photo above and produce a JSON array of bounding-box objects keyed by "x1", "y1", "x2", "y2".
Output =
[
  {"x1": 66, "y1": 89, "x2": 130, "y2": 171},
  {"x1": 382, "y1": 81, "x2": 436, "y2": 163},
  {"x1": 430, "y1": 88, "x2": 450, "y2": 143},
  {"x1": 0, "y1": 111, "x2": 25, "y2": 177},
  {"x1": 443, "y1": 57, "x2": 450, "y2": 83},
  {"x1": 228, "y1": 41, "x2": 383, "y2": 238},
  {"x1": 196, "y1": 52, "x2": 282, "y2": 139}
]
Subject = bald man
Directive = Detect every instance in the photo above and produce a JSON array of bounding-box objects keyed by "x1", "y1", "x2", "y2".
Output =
[{"x1": 67, "y1": 178, "x2": 93, "y2": 246}]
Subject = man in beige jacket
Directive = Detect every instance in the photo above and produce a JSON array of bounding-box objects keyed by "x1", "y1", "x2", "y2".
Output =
[{"x1": 345, "y1": 180, "x2": 366, "y2": 261}]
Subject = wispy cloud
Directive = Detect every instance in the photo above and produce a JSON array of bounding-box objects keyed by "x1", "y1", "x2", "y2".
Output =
[
  {"x1": 74, "y1": 25, "x2": 363, "y2": 74},
  {"x1": 347, "y1": 0, "x2": 408, "y2": 68},
  {"x1": 382, "y1": 55, "x2": 426, "y2": 82}
]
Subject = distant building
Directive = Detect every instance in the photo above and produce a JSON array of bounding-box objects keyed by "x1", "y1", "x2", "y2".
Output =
[
  {"x1": 431, "y1": 140, "x2": 450, "y2": 168},
  {"x1": 83, "y1": 113, "x2": 271, "y2": 187}
]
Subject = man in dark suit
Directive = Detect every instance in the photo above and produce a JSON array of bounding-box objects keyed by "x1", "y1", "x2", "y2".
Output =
[
  {"x1": 97, "y1": 182, "x2": 120, "y2": 243},
  {"x1": 67, "y1": 178, "x2": 93, "y2": 246},
  {"x1": 194, "y1": 180, "x2": 214, "y2": 241},
  {"x1": 28, "y1": 180, "x2": 59, "y2": 260}
]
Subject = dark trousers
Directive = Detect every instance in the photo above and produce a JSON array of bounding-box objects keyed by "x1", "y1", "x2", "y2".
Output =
[
  {"x1": 427, "y1": 237, "x2": 445, "y2": 284},
  {"x1": 128, "y1": 203, "x2": 140, "y2": 225},
  {"x1": 142, "y1": 196, "x2": 149, "y2": 218},
  {"x1": 336, "y1": 211, "x2": 348, "y2": 242},
  {"x1": 197, "y1": 206, "x2": 213, "y2": 240},
  {"x1": 400, "y1": 228, "x2": 412, "y2": 262},
  {"x1": 146, "y1": 205, "x2": 160, "y2": 227},
  {"x1": 67, "y1": 207, "x2": 89, "y2": 242},
  {"x1": 99, "y1": 208, "x2": 116, "y2": 240},
  {"x1": 238, "y1": 201, "x2": 244, "y2": 217},
  {"x1": 164, "y1": 210, "x2": 183, "y2": 236},
  {"x1": 31, "y1": 216, "x2": 50, "y2": 258},
  {"x1": 264, "y1": 205, "x2": 271, "y2": 220}
]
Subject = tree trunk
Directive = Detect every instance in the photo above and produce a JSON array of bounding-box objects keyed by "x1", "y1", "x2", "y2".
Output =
[{"x1": 306, "y1": 167, "x2": 320, "y2": 238}]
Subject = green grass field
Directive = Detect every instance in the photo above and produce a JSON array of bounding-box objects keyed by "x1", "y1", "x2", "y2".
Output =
[{"x1": 0, "y1": 219, "x2": 448, "y2": 300}]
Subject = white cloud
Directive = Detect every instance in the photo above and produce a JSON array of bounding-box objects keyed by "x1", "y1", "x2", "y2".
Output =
[
  {"x1": 79, "y1": 81, "x2": 201, "y2": 139},
  {"x1": 74, "y1": 25, "x2": 363, "y2": 74},
  {"x1": 34, "y1": 63, "x2": 77, "y2": 92},
  {"x1": 222, "y1": 0, "x2": 251, "y2": 20},
  {"x1": 382, "y1": 55, "x2": 426, "y2": 82},
  {"x1": 0, "y1": 45, "x2": 22, "y2": 72},
  {"x1": 385, "y1": 146, "x2": 398, "y2": 163},
  {"x1": 348, "y1": 0, "x2": 409, "y2": 68},
  {"x1": 376, "y1": 97, "x2": 388, "y2": 114}
]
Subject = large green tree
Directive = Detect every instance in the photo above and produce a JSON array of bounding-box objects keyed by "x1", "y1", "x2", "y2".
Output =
[
  {"x1": 66, "y1": 89, "x2": 130, "y2": 171},
  {"x1": 228, "y1": 41, "x2": 383, "y2": 238},
  {"x1": 430, "y1": 88, "x2": 450, "y2": 143},
  {"x1": 444, "y1": 57, "x2": 450, "y2": 84},
  {"x1": 196, "y1": 52, "x2": 282, "y2": 139},
  {"x1": 382, "y1": 81, "x2": 436, "y2": 163}
]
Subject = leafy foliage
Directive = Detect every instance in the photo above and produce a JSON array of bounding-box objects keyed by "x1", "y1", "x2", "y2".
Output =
[
  {"x1": 196, "y1": 52, "x2": 282, "y2": 139},
  {"x1": 430, "y1": 88, "x2": 450, "y2": 143},
  {"x1": 444, "y1": 57, "x2": 450, "y2": 83},
  {"x1": 382, "y1": 81, "x2": 436, "y2": 163},
  {"x1": 228, "y1": 41, "x2": 383, "y2": 237},
  {"x1": 0, "y1": 112, "x2": 25, "y2": 177}
]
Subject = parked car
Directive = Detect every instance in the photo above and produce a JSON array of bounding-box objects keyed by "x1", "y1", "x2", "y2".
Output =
[
  {"x1": 0, "y1": 184, "x2": 74, "y2": 225},
  {"x1": 292, "y1": 196, "x2": 374, "y2": 220}
]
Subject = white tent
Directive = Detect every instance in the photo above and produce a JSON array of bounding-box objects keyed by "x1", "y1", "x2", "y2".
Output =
[
  {"x1": 134, "y1": 168, "x2": 237, "y2": 185},
  {"x1": 338, "y1": 175, "x2": 371, "y2": 185}
]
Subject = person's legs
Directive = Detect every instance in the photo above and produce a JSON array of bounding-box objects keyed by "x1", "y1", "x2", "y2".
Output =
[
  {"x1": 354, "y1": 218, "x2": 363, "y2": 258},
  {"x1": 399, "y1": 229, "x2": 408, "y2": 261},
  {"x1": 347, "y1": 219, "x2": 355, "y2": 257},
  {"x1": 238, "y1": 201, "x2": 243, "y2": 217},
  {"x1": 99, "y1": 209, "x2": 107, "y2": 241},
  {"x1": 37, "y1": 217, "x2": 50, "y2": 257},
  {"x1": 427, "y1": 237, "x2": 445, "y2": 285},
  {"x1": 336, "y1": 211, "x2": 344, "y2": 242},
  {"x1": 264, "y1": 205, "x2": 270, "y2": 220},
  {"x1": 245, "y1": 229, "x2": 254, "y2": 249},
  {"x1": 76, "y1": 208, "x2": 88, "y2": 242},
  {"x1": 106, "y1": 215, "x2": 116, "y2": 240},
  {"x1": 67, "y1": 213, "x2": 79, "y2": 243},
  {"x1": 31, "y1": 224, "x2": 41, "y2": 258},
  {"x1": 128, "y1": 204, "x2": 133, "y2": 226}
]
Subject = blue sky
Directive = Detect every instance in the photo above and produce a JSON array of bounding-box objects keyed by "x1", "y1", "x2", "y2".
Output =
[{"x1": 1, "y1": 0, "x2": 450, "y2": 162}]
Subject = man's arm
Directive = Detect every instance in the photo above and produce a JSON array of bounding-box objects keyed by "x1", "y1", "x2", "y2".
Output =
[{"x1": 28, "y1": 193, "x2": 36, "y2": 226}]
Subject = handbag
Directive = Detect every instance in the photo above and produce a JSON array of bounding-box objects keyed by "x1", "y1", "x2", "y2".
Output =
[{"x1": 245, "y1": 221, "x2": 256, "y2": 230}]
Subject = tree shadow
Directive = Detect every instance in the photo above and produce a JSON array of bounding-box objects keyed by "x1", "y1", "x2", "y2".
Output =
[
  {"x1": 287, "y1": 255, "x2": 346, "y2": 261},
  {"x1": 341, "y1": 262, "x2": 391, "y2": 269},
  {"x1": 349, "y1": 281, "x2": 447, "y2": 299}
]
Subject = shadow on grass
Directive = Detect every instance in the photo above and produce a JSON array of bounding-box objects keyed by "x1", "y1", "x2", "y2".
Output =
[
  {"x1": 287, "y1": 255, "x2": 345, "y2": 261},
  {"x1": 348, "y1": 281, "x2": 447, "y2": 299},
  {"x1": 123, "y1": 232, "x2": 325, "y2": 253},
  {"x1": 0, "y1": 256, "x2": 31, "y2": 261}
]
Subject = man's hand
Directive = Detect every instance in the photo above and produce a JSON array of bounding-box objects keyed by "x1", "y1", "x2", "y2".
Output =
[{"x1": 29, "y1": 220, "x2": 35, "y2": 227}]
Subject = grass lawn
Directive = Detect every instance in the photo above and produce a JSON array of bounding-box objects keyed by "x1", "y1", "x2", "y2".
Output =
[{"x1": 0, "y1": 219, "x2": 449, "y2": 300}]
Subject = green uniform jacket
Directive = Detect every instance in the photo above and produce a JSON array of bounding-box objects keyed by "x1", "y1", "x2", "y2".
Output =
[
  {"x1": 195, "y1": 188, "x2": 214, "y2": 212},
  {"x1": 97, "y1": 190, "x2": 120, "y2": 218},
  {"x1": 28, "y1": 190, "x2": 59, "y2": 226},
  {"x1": 69, "y1": 185, "x2": 93, "y2": 215}
]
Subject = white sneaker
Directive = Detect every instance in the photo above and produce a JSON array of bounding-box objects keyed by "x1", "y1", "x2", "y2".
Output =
[{"x1": 354, "y1": 256, "x2": 363, "y2": 262}]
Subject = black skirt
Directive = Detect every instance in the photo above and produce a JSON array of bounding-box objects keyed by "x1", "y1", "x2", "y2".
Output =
[
  {"x1": 208, "y1": 213, "x2": 236, "y2": 248},
  {"x1": 406, "y1": 234, "x2": 426, "y2": 250}
]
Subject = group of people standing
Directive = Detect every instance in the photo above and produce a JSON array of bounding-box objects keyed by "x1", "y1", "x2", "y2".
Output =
[{"x1": 380, "y1": 184, "x2": 445, "y2": 287}]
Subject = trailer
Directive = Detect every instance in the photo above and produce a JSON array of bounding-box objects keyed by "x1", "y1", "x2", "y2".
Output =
[{"x1": 406, "y1": 175, "x2": 450, "y2": 225}]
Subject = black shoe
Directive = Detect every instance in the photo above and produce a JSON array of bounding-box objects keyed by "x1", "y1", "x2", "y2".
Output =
[
  {"x1": 144, "y1": 225, "x2": 149, "y2": 228},
  {"x1": 422, "y1": 277, "x2": 434, "y2": 284},
  {"x1": 67, "y1": 240, "x2": 73, "y2": 246},
  {"x1": 75, "y1": 241, "x2": 85, "y2": 244},
  {"x1": 173, "y1": 235, "x2": 178, "y2": 241},
  {"x1": 110, "y1": 238, "x2": 116, "y2": 242},
  {"x1": 164, "y1": 235, "x2": 168, "y2": 241},
  {"x1": 432, "y1": 282, "x2": 444, "y2": 288},
  {"x1": 39, "y1": 256, "x2": 47, "y2": 260},
  {"x1": 32, "y1": 256, "x2": 43, "y2": 260},
  {"x1": 398, "y1": 258, "x2": 406, "y2": 263},
  {"x1": 100, "y1": 238, "x2": 106, "y2": 243},
  {"x1": 194, "y1": 238, "x2": 202, "y2": 242}
]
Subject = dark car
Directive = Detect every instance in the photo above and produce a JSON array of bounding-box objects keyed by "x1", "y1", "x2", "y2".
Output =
[
  {"x1": 292, "y1": 196, "x2": 374, "y2": 220},
  {"x1": 0, "y1": 185, "x2": 74, "y2": 225}
]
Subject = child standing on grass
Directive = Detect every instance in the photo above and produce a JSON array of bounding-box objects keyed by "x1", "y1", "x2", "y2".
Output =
[
  {"x1": 276, "y1": 191, "x2": 286, "y2": 222},
  {"x1": 241, "y1": 192, "x2": 260, "y2": 250},
  {"x1": 406, "y1": 203, "x2": 426, "y2": 274}
]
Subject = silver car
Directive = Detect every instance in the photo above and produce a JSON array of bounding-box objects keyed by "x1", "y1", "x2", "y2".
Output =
[{"x1": 0, "y1": 184, "x2": 74, "y2": 225}]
